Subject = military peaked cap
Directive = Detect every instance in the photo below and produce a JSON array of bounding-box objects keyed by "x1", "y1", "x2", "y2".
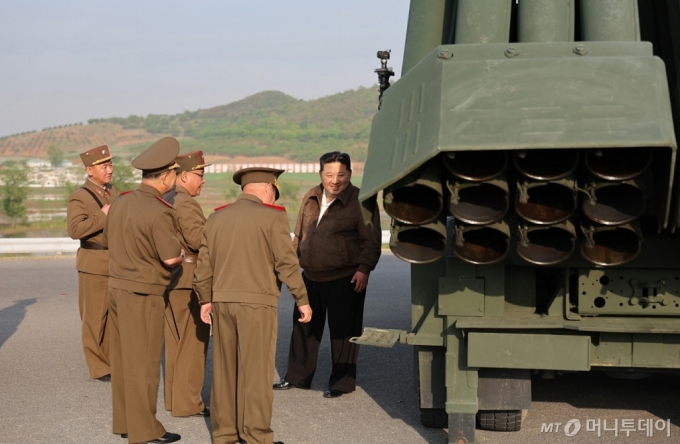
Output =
[
  {"x1": 233, "y1": 167, "x2": 285, "y2": 201},
  {"x1": 80, "y1": 145, "x2": 114, "y2": 167},
  {"x1": 176, "y1": 150, "x2": 212, "y2": 173},
  {"x1": 132, "y1": 137, "x2": 180, "y2": 174}
]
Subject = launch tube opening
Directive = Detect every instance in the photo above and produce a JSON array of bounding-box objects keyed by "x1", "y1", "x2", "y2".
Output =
[
  {"x1": 448, "y1": 181, "x2": 509, "y2": 225},
  {"x1": 384, "y1": 184, "x2": 443, "y2": 225},
  {"x1": 515, "y1": 182, "x2": 577, "y2": 225},
  {"x1": 581, "y1": 182, "x2": 646, "y2": 226},
  {"x1": 517, "y1": 223, "x2": 576, "y2": 265},
  {"x1": 453, "y1": 224, "x2": 510, "y2": 265},
  {"x1": 445, "y1": 150, "x2": 507, "y2": 182},
  {"x1": 514, "y1": 149, "x2": 579, "y2": 180},
  {"x1": 383, "y1": 162, "x2": 444, "y2": 225},
  {"x1": 389, "y1": 225, "x2": 446, "y2": 264},
  {"x1": 585, "y1": 148, "x2": 652, "y2": 181},
  {"x1": 580, "y1": 224, "x2": 642, "y2": 266}
]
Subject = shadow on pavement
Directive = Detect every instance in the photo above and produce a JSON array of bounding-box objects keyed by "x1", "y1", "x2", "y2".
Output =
[
  {"x1": 355, "y1": 256, "x2": 449, "y2": 443},
  {"x1": 532, "y1": 370, "x2": 680, "y2": 429},
  {"x1": 0, "y1": 298, "x2": 37, "y2": 349},
  {"x1": 274, "y1": 255, "x2": 447, "y2": 443}
]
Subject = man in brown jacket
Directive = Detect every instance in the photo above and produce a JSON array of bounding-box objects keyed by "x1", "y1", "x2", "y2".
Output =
[
  {"x1": 103, "y1": 137, "x2": 184, "y2": 444},
  {"x1": 194, "y1": 167, "x2": 312, "y2": 444},
  {"x1": 163, "y1": 151, "x2": 211, "y2": 417},
  {"x1": 274, "y1": 151, "x2": 381, "y2": 398},
  {"x1": 67, "y1": 145, "x2": 118, "y2": 381}
]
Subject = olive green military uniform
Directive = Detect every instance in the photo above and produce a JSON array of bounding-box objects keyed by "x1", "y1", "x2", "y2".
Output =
[
  {"x1": 194, "y1": 179, "x2": 309, "y2": 444},
  {"x1": 67, "y1": 146, "x2": 118, "y2": 379},
  {"x1": 163, "y1": 183, "x2": 210, "y2": 416},
  {"x1": 103, "y1": 138, "x2": 182, "y2": 444}
]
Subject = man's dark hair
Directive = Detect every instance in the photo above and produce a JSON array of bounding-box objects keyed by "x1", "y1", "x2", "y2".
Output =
[
  {"x1": 319, "y1": 152, "x2": 351, "y2": 172},
  {"x1": 142, "y1": 169, "x2": 174, "y2": 179}
]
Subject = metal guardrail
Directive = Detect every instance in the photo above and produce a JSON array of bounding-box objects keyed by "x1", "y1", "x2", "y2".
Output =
[
  {"x1": 0, "y1": 232, "x2": 392, "y2": 254},
  {"x1": 0, "y1": 238, "x2": 80, "y2": 254}
]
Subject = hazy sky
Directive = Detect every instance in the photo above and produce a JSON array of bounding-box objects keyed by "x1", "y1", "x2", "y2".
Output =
[{"x1": 0, "y1": 0, "x2": 410, "y2": 137}]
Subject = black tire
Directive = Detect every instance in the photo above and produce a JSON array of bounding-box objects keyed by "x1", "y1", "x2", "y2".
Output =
[
  {"x1": 602, "y1": 370, "x2": 653, "y2": 380},
  {"x1": 420, "y1": 408, "x2": 448, "y2": 428},
  {"x1": 477, "y1": 410, "x2": 522, "y2": 431}
]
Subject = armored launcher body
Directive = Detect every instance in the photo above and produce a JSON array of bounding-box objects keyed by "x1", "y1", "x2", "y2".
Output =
[{"x1": 355, "y1": 1, "x2": 680, "y2": 442}]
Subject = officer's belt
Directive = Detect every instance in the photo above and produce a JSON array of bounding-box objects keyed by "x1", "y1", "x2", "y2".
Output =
[
  {"x1": 80, "y1": 241, "x2": 108, "y2": 251},
  {"x1": 183, "y1": 254, "x2": 199, "y2": 264}
]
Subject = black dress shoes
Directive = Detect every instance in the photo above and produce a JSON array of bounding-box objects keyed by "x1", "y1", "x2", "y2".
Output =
[
  {"x1": 191, "y1": 406, "x2": 210, "y2": 417},
  {"x1": 149, "y1": 432, "x2": 181, "y2": 443},
  {"x1": 121, "y1": 432, "x2": 181, "y2": 442},
  {"x1": 272, "y1": 380, "x2": 310, "y2": 390},
  {"x1": 237, "y1": 441, "x2": 284, "y2": 444},
  {"x1": 272, "y1": 380, "x2": 294, "y2": 390},
  {"x1": 237, "y1": 440, "x2": 283, "y2": 443},
  {"x1": 323, "y1": 389, "x2": 344, "y2": 399}
]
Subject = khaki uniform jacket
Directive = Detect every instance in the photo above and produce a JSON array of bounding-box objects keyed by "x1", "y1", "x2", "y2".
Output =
[
  {"x1": 102, "y1": 184, "x2": 182, "y2": 295},
  {"x1": 293, "y1": 183, "x2": 381, "y2": 282},
  {"x1": 193, "y1": 193, "x2": 309, "y2": 307},
  {"x1": 164, "y1": 185, "x2": 206, "y2": 290},
  {"x1": 67, "y1": 180, "x2": 119, "y2": 275}
]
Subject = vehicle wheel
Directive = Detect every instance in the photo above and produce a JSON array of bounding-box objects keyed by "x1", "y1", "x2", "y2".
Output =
[
  {"x1": 419, "y1": 408, "x2": 448, "y2": 428},
  {"x1": 602, "y1": 370, "x2": 652, "y2": 380},
  {"x1": 477, "y1": 410, "x2": 522, "y2": 431}
]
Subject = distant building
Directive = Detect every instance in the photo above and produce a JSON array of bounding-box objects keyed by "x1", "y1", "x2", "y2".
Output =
[
  {"x1": 205, "y1": 162, "x2": 318, "y2": 174},
  {"x1": 204, "y1": 161, "x2": 363, "y2": 175},
  {"x1": 26, "y1": 158, "x2": 74, "y2": 169},
  {"x1": 26, "y1": 159, "x2": 51, "y2": 168},
  {"x1": 27, "y1": 169, "x2": 82, "y2": 188}
]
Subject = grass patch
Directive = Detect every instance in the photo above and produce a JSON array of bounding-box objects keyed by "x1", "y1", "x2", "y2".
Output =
[
  {"x1": 0, "y1": 219, "x2": 68, "y2": 237},
  {"x1": 2, "y1": 174, "x2": 370, "y2": 235}
]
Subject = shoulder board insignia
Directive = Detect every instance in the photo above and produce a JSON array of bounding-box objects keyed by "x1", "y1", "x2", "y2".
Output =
[
  {"x1": 214, "y1": 203, "x2": 231, "y2": 212},
  {"x1": 156, "y1": 196, "x2": 173, "y2": 208},
  {"x1": 264, "y1": 203, "x2": 286, "y2": 212},
  {"x1": 121, "y1": 190, "x2": 133, "y2": 196}
]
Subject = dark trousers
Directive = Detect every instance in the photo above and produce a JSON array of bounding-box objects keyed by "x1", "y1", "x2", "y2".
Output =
[{"x1": 284, "y1": 274, "x2": 366, "y2": 393}]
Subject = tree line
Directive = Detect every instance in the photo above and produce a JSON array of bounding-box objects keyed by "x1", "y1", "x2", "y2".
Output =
[
  {"x1": 0, "y1": 146, "x2": 137, "y2": 229},
  {"x1": 84, "y1": 87, "x2": 378, "y2": 161}
]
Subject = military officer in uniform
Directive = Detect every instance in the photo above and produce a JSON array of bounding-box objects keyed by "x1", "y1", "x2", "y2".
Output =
[
  {"x1": 103, "y1": 137, "x2": 184, "y2": 444},
  {"x1": 194, "y1": 167, "x2": 313, "y2": 444},
  {"x1": 67, "y1": 145, "x2": 118, "y2": 381},
  {"x1": 163, "y1": 151, "x2": 211, "y2": 417}
]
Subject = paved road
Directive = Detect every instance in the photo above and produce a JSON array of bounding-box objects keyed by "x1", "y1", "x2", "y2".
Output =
[{"x1": 0, "y1": 254, "x2": 678, "y2": 444}]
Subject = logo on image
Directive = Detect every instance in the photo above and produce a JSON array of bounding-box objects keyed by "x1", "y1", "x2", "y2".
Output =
[{"x1": 541, "y1": 418, "x2": 671, "y2": 438}]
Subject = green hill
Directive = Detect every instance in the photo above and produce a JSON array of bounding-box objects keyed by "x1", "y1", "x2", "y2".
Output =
[{"x1": 0, "y1": 86, "x2": 380, "y2": 162}]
